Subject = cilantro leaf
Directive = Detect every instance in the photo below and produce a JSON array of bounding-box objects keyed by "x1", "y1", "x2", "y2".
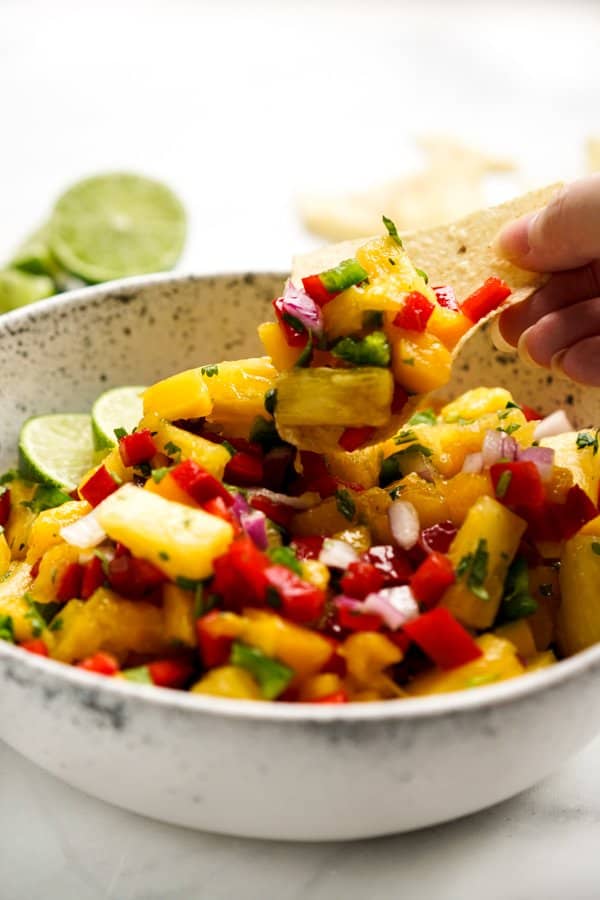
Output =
[
  {"x1": 501, "y1": 556, "x2": 537, "y2": 620},
  {"x1": 576, "y1": 430, "x2": 599, "y2": 455},
  {"x1": 407, "y1": 409, "x2": 437, "y2": 427},
  {"x1": 456, "y1": 539, "x2": 490, "y2": 602},
  {"x1": 201, "y1": 364, "x2": 219, "y2": 378},
  {"x1": 22, "y1": 484, "x2": 72, "y2": 514},
  {"x1": 335, "y1": 488, "x2": 356, "y2": 521},
  {"x1": 382, "y1": 215, "x2": 403, "y2": 247},
  {"x1": 267, "y1": 545, "x2": 303, "y2": 576}
]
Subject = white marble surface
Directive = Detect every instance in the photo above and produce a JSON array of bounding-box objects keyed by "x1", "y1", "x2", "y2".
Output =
[{"x1": 2, "y1": 0, "x2": 600, "y2": 896}]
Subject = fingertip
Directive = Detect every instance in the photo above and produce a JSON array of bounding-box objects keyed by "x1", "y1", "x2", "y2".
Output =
[
  {"x1": 494, "y1": 213, "x2": 535, "y2": 264},
  {"x1": 491, "y1": 313, "x2": 517, "y2": 352},
  {"x1": 561, "y1": 337, "x2": 600, "y2": 387}
]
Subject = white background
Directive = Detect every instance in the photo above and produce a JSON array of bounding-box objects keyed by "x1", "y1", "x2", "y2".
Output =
[{"x1": 1, "y1": 1, "x2": 600, "y2": 897}]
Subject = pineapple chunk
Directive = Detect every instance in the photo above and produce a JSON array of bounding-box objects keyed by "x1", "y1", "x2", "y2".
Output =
[
  {"x1": 203, "y1": 357, "x2": 278, "y2": 423},
  {"x1": 25, "y1": 500, "x2": 91, "y2": 565},
  {"x1": 275, "y1": 367, "x2": 393, "y2": 428},
  {"x1": 242, "y1": 609, "x2": 332, "y2": 682},
  {"x1": 0, "y1": 562, "x2": 40, "y2": 642},
  {"x1": 440, "y1": 387, "x2": 514, "y2": 423},
  {"x1": 140, "y1": 412, "x2": 230, "y2": 479},
  {"x1": 391, "y1": 330, "x2": 452, "y2": 394},
  {"x1": 28, "y1": 543, "x2": 81, "y2": 604},
  {"x1": 540, "y1": 430, "x2": 600, "y2": 502},
  {"x1": 494, "y1": 619, "x2": 537, "y2": 659},
  {"x1": 162, "y1": 583, "x2": 196, "y2": 647},
  {"x1": 0, "y1": 534, "x2": 10, "y2": 578},
  {"x1": 142, "y1": 368, "x2": 212, "y2": 421},
  {"x1": 191, "y1": 666, "x2": 262, "y2": 699},
  {"x1": 96, "y1": 484, "x2": 234, "y2": 581},
  {"x1": 5, "y1": 479, "x2": 37, "y2": 560},
  {"x1": 427, "y1": 306, "x2": 472, "y2": 350},
  {"x1": 258, "y1": 322, "x2": 302, "y2": 370},
  {"x1": 355, "y1": 235, "x2": 435, "y2": 301},
  {"x1": 325, "y1": 444, "x2": 383, "y2": 490},
  {"x1": 557, "y1": 533, "x2": 600, "y2": 655},
  {"x1": 407, "y1": 634, "x2": 524, "y2": 696}
]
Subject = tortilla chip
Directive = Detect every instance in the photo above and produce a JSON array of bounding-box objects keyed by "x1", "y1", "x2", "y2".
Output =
[{"x1": 587, "y1": 137, "x2": 600, "y2": 172}]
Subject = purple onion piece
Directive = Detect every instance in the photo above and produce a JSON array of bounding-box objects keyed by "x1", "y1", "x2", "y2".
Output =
[
  {"x1": 278, "y1": 280, "x2": 323, "y2": 337},
  {"x1": 240, "y1": 509, "x2": 268, "y2": 550},
  {"x1": 517, "y1": 446, "x2": 555, "y2": 482}
]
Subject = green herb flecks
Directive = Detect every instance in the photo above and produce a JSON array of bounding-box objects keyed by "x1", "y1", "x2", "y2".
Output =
[
  {"x1": 495, "y1": 470, "x2": 512, "y2": 499},
  {"x1": 0, "y1": 470, "x2": 17, "y2": 485},
  {"x1": 335, "y1": 488, "x2": 356, "y2": 521},
  {"x1": 294, "y1": 332, "x2": 314, "y2": 368},
  {"x1": 249, "y1": 416, "x2": 281, "y2": 451},
  {"x1": 497, "y1": 423, "x2": 521, "y2": 435},
  {"x1": 267, "y1": 545, "x2": 303, "y2": 576},
  {"x1": 382, "y1": 215, "x2": 403, "y2": 248},
  {"x1": 331, "y1": 331, "x2": 391, "y2": 368},
  {"x1": 49, "y1": 617, "x2": 63, "y2": 632},
  {"x1": 230, "y1": 641, "x2": 293, "y2": 699},
  {"x1": 501, "y1": 556, "x2": 538, "y2": 620},
  {"x1": 22, "y1": 484, "x2": 72, "y2": 514},
  {"x1": 576, "y1": 430, "x2": 600, "y2": 455},
  {"x1": 221, "y1": 440, "x2": 236, "y2": 458},
  {"x1": 456, "y1": 539, "x2": 490, "y2": 602},
  {"x1": 201, "y1": 364, "x2": 219, "y2": 378},
  {"x1": 113, "y1": 426, "x2": 128, "y2": 441},
  {"x1": 0, "y1": 614, "x2": 15, "y2": 643},
  {"x1": 407, "y1": 408, "x2": 437, "y2": 427},
  {"x1": 164, "y1": 441, "x2": 181, "y2": 462},
  {"x1": 151, "y1": 466, "x2": 170, "y2": 483},
  {"x1": 415, "y1": 267, "x2": 429, "y2": 284}
]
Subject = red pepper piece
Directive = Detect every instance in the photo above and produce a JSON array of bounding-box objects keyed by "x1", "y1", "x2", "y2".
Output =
[
  {"x1": 30, "y1": 558, "x2": 41, "y2": 580},
  {"x1": 56, "y1": 562, "x2": 84, "y2": 603},
  {"x1": 273, "y1": 296, "x2": 309, "y2": 347},
  {"x1": 296, "y1": 451, "x2": 337, "y2": 498},
  {"x1": 249, "y1": 495, "x2": 295, "y2": 530},
  {"x1": 521, "y1": 405, "x2": 542, "y2": 422},
  {"x1": 118, "y1": 428, "x2": 157, "y2": 467},
  {"x1": 340, "y1": 560, "x2": 385, "y2": 600},
  {"x1": 461, "y1": 276, "x2": 512, "y2": 323},
  {"x1": 264, "y1": 564, "x2": 326, "y2": 623},
  {"x1": 196, "y1": 611, "x2": 234, "y2": 667},
  {"x1": 388, "y1": 631, "x2": 411, "y2": 653},
  {"x1": 410, "y1": 552, "x2": 455, "y2": 609},
  {"x1": 225, "y1": 452, "x2": 264, "y2": 487},
  {"x1": 392, "y1": 291, "x2": 435, "y2": 332},
  {"x1": 320, "y1": 639, "x2": 347, "y2": 676},
  {"x1": 403, "y1": 607, "x2": 482, "y2": 670},
  {"x1": 490, "y1": 460, "x2": 545, "y2": 509},
  {"x1": 0, "y1": 488, "x2": 10, "y2": 528},
  {"x1": 148, "y1": 658, "x2": 194, "y2": 689},
  {"x1": 291, "y1": 535, "x2": 324, "y2": 561},
  {"x1": 420, "y1": 520, "x2": 457, "y2": 554},
  {"x1": 557, "y1": 485, "x2": 597, "y2": 540},
  {"x1": 107, "y1": 554, "x2": 167, "y2": 597},
  {"x1": 211, "y1": 536, "x2": 269, "y2": 608},
  {"x1": 361, "y1": 544, "x2": 413, "y2": 585},
  {"x1": 203, "y1": 496, "x2": 238, "y2": 531},
  {"x1": 338, "y1": 426, "x2": 377, "y2": 452},
  {"x1": 171, "y1": 459, "x2": 233, "y2": 506},
  {"x1": 80, "y1": 555, "x2": 105, "y2": 599},
  {"x1": 20, "y1": 638, "x2": 49, "y2": 657},
  {"x1": 391, "y1": 384, "x2": 410, "y2": 415},
  {"x1": 301, "y1": 274, "x2": 337, "y2": 307},
  {"x1": 79, "y1": 465, "x2": 119, "y2": 507},
  {"x1": 262, "y1": 446, "x2": 294, "y2": 492},
  {"x1": 309, "y1": 690, "x2": 348, "y2": 704},
  {"x1": 337, "y1": 603, "x2": 382, "y2": 632},
  {"x1": 432, "y1": 285, "x2": 459, "y2": 310},
  {"x1": 78, "y1": 651, "x2": 120, "y2": 676}
]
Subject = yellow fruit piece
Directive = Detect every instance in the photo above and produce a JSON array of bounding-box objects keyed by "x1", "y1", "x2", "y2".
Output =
[
  {"x1": 331, "y1": 526, "x2": 371, "y2": 556},
  {"x1": 355, "y1": 236, "x2": 435, "y2": 301},
  {"x1": 442, "y1": 495, "x2": 526, "y2": 629},
  {"x1": 275, "y1": 367, "x2": 393, "y2": 428},
  {"x1": 407, "y1": 634, "x2": 524, "y2": 696},
  {"x1": 96, "y1": 484, "x2": 233, "y2": 581},
  {"x1": 101, "y1": 446, "x2": 132, "y2": 484},
  {"x1": 51, "y1": 588, "x2": 168, "y2": 664},
  {"x1": 191, "y1": 666, "x2": 262, "y2": 700},
  {"x1": 242, "y1": 608, "x2": 332, "y2": 682},
  {"x1": 527, "y1": 565, "x2": 560, "y2": 651},
  {"x1": 321, "y1": 288, "x2": 369, "y2": 340},
  {"x1": 299, "y1": 559, "x2": 330, "y2": 591},
  {"x1": 579, "y1": 514, "x2": 600, "y2": 536},
  {"x1": 258, "y1": 322, "x2": 302, "y2": 370},
  {"x1": 540, "y1": 430, "x2": 600, "y2": 502},
  {"x1": 325, "y1": 444, "x2": 383, "y2": 490},
  {"x1": 526, "y1": 650, "x2": 557, "y2": 672},
  {"x1": 5, "y1": 479, "x2": 37, "y2": 560},
  {"x1": 391, "y1": 330, "x2": 452, "y2": 394},
  {"x1": 0, "y1": 534, "x2": 11, "y2": 578},
  {"x1": 354, "y1": 487, "x2": 393, "y2": 543},
  {"x1": 142, "y1": 368, "x2": 212, "y2": 421},
  {"x1": 162, "y1": 583, "x2": 196, "y2": 647},
  {"x1": 440, "y1": 387, "x2": 514, "y2": 422},
  {"x1": 144, "y1": 471, "x2": 197, "y2": 506},
  {"x1": 140, "y1": 412, "x2": 230, "y2": 479},
  {"x1": 25, "y1": 500, "x2": 91, "y2": 565},
  {"x1": 298, "y1": 673, "x2": 344, "y2": 701},
  {"x1": 292, "y1": 497, "x2": 350, "y2": 537},
  {"x1": 427, "y1": 306, "x2": 472, "y2": 350},
  {"x1": 203, "y1": 357, "x2": 278, "y2": 422},
  {"x1": 443, "y1": 472, "x2": 493, "y2": 526},
  {"x1": 341, "y1": 632, "x2": 404, "y2": 699},
  {"x1": 391, "y1": 473, "x2": 450, "y2": 529},
  {"x1": 0, "y1": 562, "x2": 43, "y2": 642},
  {"x1": 557, "y1": 533, "x2": 600, "y2": 655},
  {"x1": 28, "y1": 543, "x2": 81, "y2": 605},
  {"x1": 494, "y1": 619, "x2": 536, "y2": 659}
]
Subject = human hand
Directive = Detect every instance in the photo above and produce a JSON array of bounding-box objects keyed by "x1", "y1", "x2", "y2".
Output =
[{"x1": 495, "y1": 175, "x2": 600, "y2": 386}]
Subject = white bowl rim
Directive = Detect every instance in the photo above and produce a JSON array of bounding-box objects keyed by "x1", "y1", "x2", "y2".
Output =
[{"x1": 2, "y1": 271, "x2": 599, "y2": 725}]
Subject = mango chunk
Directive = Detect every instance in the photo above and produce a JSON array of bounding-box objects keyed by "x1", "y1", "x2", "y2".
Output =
[
  {"x1": 407, "y1": 634, "x2": 524, "y2": 696},
  {"x1": 142, "y1": 368, "x2": 212, "y2": 421}
]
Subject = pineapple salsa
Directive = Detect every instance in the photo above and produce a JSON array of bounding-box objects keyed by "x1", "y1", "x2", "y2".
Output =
[{"x1": 2, "y1": 222, "x2": 600, "y2": 702}]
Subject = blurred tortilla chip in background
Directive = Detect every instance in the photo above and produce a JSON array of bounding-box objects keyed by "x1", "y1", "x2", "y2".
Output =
[{"x1": 587, "y1": 136, "x2": 600, "y2": 171}]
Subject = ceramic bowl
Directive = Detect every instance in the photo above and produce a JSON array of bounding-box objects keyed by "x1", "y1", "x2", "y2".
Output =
[{"x1": 1, "y1": 273, "x2": 600, "y2": 842}]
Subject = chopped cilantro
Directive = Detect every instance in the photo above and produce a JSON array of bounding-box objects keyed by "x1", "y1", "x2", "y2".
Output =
[
  {"x1": 401, "y1": 357, "x2": 415, "y2": 367},
  {"x1": 331, "y1": 331, "x2": 391, "y2": 368},
  {"x1": 267, "y1": 545, "x2": 303, "y2": 576},
  {"x1": 49, "y1": 617, "x2": 63, "y2": 632},
  {"x1": 193, "y1": 586, "x2": 218, "y2": 618},
  {"x1": 382, "y1": 215, "x2": 403, "y2": 247},
  {"x1": 175, "y1": 575, "x2": 203, "y2": 592},
  {"x1": 379, "y1": 444, "x2": 432, "y2": 485},
  {"x1": 151, "y1": 467, "x2": 170, "y2": 483},
  {"x1": 294, "y1": 332, "x2": 313, "y2": 368},
  {"x1": 264, "y1": 388, "x2": 278, "y2": 416},
  {"x1": 497, "y1": 423, "x2": 521, "y2": 435},
  {"x1": 21, "y1": 484, "x2": 72, "y2": 514},
  {"x1": 335, "y1": 488, "x2": 356, "y2": 521},
  {"x1": 407, "y1": 408, "x2": 437, "y2": 427},
  {"x1": 113, "y1": 426, "x2": 128, "y2": 441},
  {"x1": 249, "y1": 416, "x2": 281, "y2": 451},
  {"x1": 201, "y1": 364, "x2": 219, "y2": 377},
  {"x1": 576, "y1": 430, "x2": 600, "y2": 455},
  {"x1": 395, "y1": 429, "x2": 417, "y2": 445},
  {"x1": 0, "y1": 614, "x2": 15, "y2": 643},
  {"x1": 158, "y1": 551, "x2": 170, "y2": 561},
  {"x1": 497, "y1": 409, "x2": 510, "y2": 421},
  {"x1": 501, "y1": 556, "x2": 537, "y2": 620},
  {"x1": 495, "y1": 470, "x2": 512, "y2": 499},
  {"x1": 164, "y1": 441, "x2": 181, "y2": 461},
  {"x1": 23, "y1": 596, "x2": 45, "y2": 637},
  {"x1": 592, "y1": 542, "x2": 600, "y2": 557},
  {"x1": 221, "y1": 440, "x2": 236, "y2": 458},
  {"x1": 456, "y1": 539, "x2": 490, "y2": 602},
  {"x1": 505, "y1": 401, "x2": 521, "y2": 411},
  {"x1": 415, "y1": 267, "x2": 429, "y2": 284}
]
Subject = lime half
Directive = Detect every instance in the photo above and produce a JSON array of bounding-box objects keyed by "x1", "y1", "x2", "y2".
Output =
[
  {"x1": 19, "y1": 414, "x2": 96, "y2": 491},
  {"x1": 49, "y1": 173, "x2": 186, "y2": 283},
  {"x1": 0, "y1": 269, "x2": 54, "y2": 313},
  {"x1": 91, "y1": 385, "x2": 146, "y2": 451}
]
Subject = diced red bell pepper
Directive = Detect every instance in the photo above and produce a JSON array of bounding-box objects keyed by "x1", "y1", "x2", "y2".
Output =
[
  {"x1": 273, "y1": 296, "x2": 309, "y2": 347},
  {"x1": 148, "y1": 658, "x2": 194, "y2": 689},
  {"x1": 225, "y1": 452, "x2": 264, "y2": 487},
  {"x1": 297, "y1": 451, "x2": 337, "y2": 498},
  {"x1": 521, "y1": 405, "x2": 542, "y2": 422},
  {"x1": 203, "y1": 496, "x2": 239, "y2": 532},
  {"x1": 392, "y1": 291, "x2": 435, "y2": 332},
  {"x1": 556, "y1": 485, "x2": 597, "y2": 540},
  {"x1": 391, "y1": 384, "x2": 410, "y2": 414},
  {"x1": 79, "y1": 465, "x2": 119, "y2": 507},
  {"x1": 432, "y1": 285, "x2": 459, "y2": 310},
  {"x1": 249, "y1": 495, "x2": 294, "y2": 530},
  {"x1": 56, "y1": 562, "x2": 84, "y2": 603},
  {"x1": 461, "y1": 276, "x2": 512, "y2": 323},
  {"x1": 211, "y1": 536, "x2": 269, "y2": 608},
  {"x1": 340, "y1": 561, "x2": 385, "y2": 600},
  {"x1": 30, "y1": 558, "x2": 41, "y2": 580},
  {"x1": 118, "y1": 429, "x2": 157, "y2": 468},
  {"x1": 490, "y1": 461, "x2": 545, "y2": 510},
  {"x1": 388, "y1": 631, "x2": 411, "y2": 653},
  {"x1": 291, "y1": 535, "x2": 324, "y2": 561},
  {"x1": 410, "y1": 552, "x2": 455, "y2": 609},
  {"x1": 309, "y1": 690, "x2": 348, "y2": 704},
  {"x1": 264, "y1": 564, "x2": 326, "y2": 623},
  {"x1": 78, "y1": 651, "x2": 120, "y2": 676},
  {"x1": 171, "y1": 459, "x2": 234, "y2": 506},
  {"x1": 320, "y1": 640, "x2": 347, "y2": 676},
  {"x1": 20, "y1": 638, "x2": 49, "y2": 657},
  {"x1": 0, "y1": 488, "x2": 10, "y2": 528},
  {"x1": 338, "y1": 426, "x2": 377, "y2": 452},
  {"x1": 362, "y1": 544, "x2": 413, "y2": 585},
  {"x1": 107, "y1": 554, "x2": 167, "y2": 597},
  {"x1": 420, "y1": 520, "x2": 457, "y2": 554},
  {"x1": 403, "y1": 607, "x2": 482, "y2": 670},
  {"x1": 196, "y1": 611, "x2": 234, "y2": 667},
  {"x1": 301, "y1": 274, "x2": 338, "y2": 307},
  {"x1": 262, "y1": 446, "x2": 294, "y2": 491},
  {"x1": 337, "y1": 602, "x2": 382, "y2": 632},
  {"x1": 81, "y1": 555, "x2": 105, "y2": 599}
]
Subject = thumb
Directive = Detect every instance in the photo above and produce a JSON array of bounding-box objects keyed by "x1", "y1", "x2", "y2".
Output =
[{"x1": 496, "y1": 175, "x2": 600, "y2": 272}]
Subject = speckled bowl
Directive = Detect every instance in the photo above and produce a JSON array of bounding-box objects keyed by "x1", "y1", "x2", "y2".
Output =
[{"x1": 1, "y1": 273, "x2": 600, "y2": 841}]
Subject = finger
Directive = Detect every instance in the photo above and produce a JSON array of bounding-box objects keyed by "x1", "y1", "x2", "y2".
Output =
[
  {"x1": 561, "y1": 336, "x2": 600, "y2": 387},
  {"x1": 497, "y1": 261, "x2": 600, "y2": 346},
  {"x1": 519, "y1": 296, "x2": 600, "y2": 368},
  {"x1": 496, "y1": 175, "x2": 600, "y2": 271}
]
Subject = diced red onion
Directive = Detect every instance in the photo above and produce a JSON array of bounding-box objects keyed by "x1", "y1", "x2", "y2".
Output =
[
  {"x1": 362, "y1": 585, "x2": 419, "y2": 631},
  {"x1": 482, "y1": 429, "x2": 517, "y2": 466},
  {"x1": 319, "y1": 538, "x2": 359, "y2": 569},
  {"x1": 231, "y1": 492, "x2": 250, "y2": 522},
  {"x1": 500, "y1": 433, "x2": 518, "y2": 461},
  {"x1": 533, "y1": 409, "x2": 574, "y2": 441},
  {"x1": 415, "y1": 464, "x2": 436, "y2": 483},
  {"x1": 517, "y1": 446, "x2": 555, "y2": 482},
  {"x1": 278, "y1": 280, "x2": 323, "y2": 337},
  {"x1": 334, "y1": 595, "x2": 363, "y2": 614},
  {"x1": 240, "y1": 509, "x2": 268, "y2": 550},
  {"x1": 461, "y1": 452, "x2": 484, "y2": 474},
  {"x1": 388, "y1": 499, "x2": 420, "y2": 550},
  {"x1": 60, "y1": 511, "x2": 106, "y2": 548},
  {"x1": 247, "y1": 488, "x2": 320, "y2": 510}
]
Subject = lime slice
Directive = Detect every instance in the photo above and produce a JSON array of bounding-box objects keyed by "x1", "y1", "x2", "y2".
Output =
[
  {"x1": 49, "y1": 173, "x2": 187, "y2": 283},
  {"x1": 10, "y1": 224, "x2": 58, "y2": 278},
  {"x1": 19, "y1": 414, "x2": 96, "y2": 491},
  {"x1": 0, "y1": 269, "x2": 54, "y2": 313},
  {"x1": 91, "y1": 385, "x2": 146, "y2": 451}
]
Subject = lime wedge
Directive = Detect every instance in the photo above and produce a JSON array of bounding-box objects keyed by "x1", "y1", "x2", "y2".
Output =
[
  {"x1": 49, "y1": 173, "x2": 187, "y2": 283},
  {"x1": 91, "y1": 385, "x2": 146, "y2": 451},
  {"x1": 10, "y1": 224, "x2": 58, "y2": 277},
  {"x1": 19, "y1": 414, "x2": 96, "y2": 491},
  {"x1": 0, "y1": 269, "x2": 54, "y2": 313}
]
